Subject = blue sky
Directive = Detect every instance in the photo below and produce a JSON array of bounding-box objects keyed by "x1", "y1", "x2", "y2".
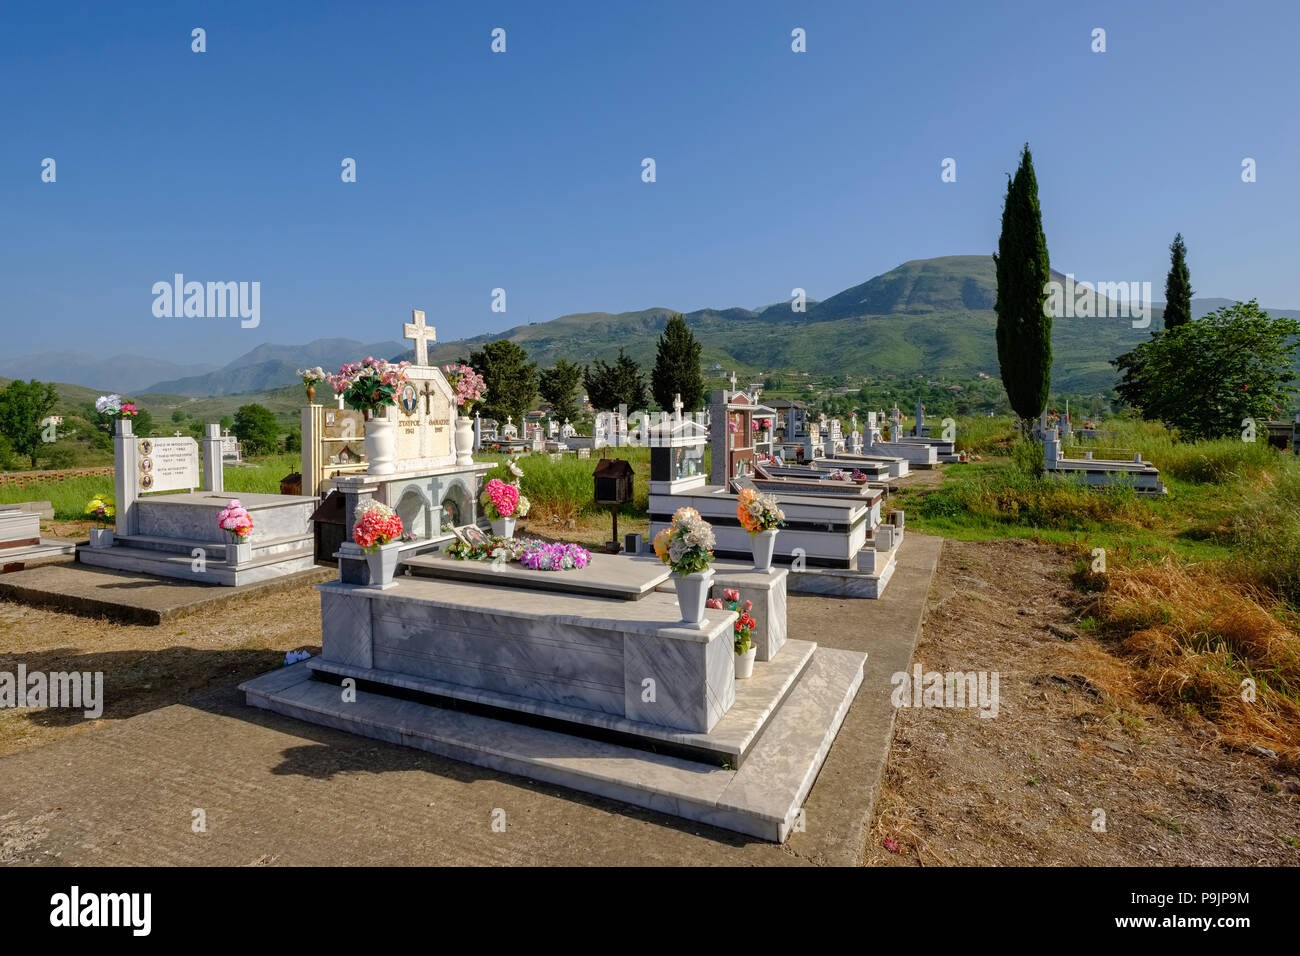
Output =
[{"x1": 2, "y1": 0, "x2": 1297, "y2": 367}]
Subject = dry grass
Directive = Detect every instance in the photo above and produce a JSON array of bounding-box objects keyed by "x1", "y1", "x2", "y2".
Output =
[{"x1": 1085, "y1": 560, "x2": 1300, "y2": 769}]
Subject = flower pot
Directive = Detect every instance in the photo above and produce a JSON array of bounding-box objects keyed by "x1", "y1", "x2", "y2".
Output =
[
  {"x1": 88, "y1": 527, "x2": 114, "y2": 549},
  {"x1": 227, "y1": 537, "x2": 252, "y2": 566},
  {"x1": 750, "y1": 528, "x2": 778, "y2": 571},
  {"x1": 674, "y1": 568, "x2": 714, "y2": 627},
  {"x1": 735, "y1": 646, "x2": 757, "y2": 679},
  {"x1": 365, "y1": 416, "x2": 397, "y2": 475},
  {"x1": 365, "y1": 542, "x2": 403, "y2": 588},
  {"x1": 306, "y1": 384, "x2": 316, "y2": 403},
  {"x1": 455, "y1": 415, "x2": 475, "y2": 466},
  {"x1": 490, "y1": 515, "x2": 516, "y2": 538}
]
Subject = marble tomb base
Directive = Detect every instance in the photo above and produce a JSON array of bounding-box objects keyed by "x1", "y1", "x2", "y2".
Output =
[{"x1": 241, "y1": 554, "x2": 866, "y2": 841}]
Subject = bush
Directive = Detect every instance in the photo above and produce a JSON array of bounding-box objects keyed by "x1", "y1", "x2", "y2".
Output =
[{"x1": 1011, "y1": 438, "x2": 1044, "y2": 478}]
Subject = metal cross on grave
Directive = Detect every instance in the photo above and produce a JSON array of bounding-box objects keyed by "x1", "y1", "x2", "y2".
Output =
[
  {"x1": 421, "y1": 381, "x2": 435, "y2": 415},
  {"x1": 403, "y1": 309, "x2": 436, "y2": 366}
]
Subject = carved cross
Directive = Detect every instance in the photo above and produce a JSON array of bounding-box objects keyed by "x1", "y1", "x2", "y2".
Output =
[
  {"x1": 421, "y1": 382, "x2": 435, "y2": 415},
  {"x1": 403, "y1": 309, "x2": 436, "y2": 366}
]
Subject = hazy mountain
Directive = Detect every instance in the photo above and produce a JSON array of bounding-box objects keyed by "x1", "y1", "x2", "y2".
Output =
[
  {"x1": 0, "y1": 352, "x2": 219, "y2": 394},
  {"x1": 145, "y1": 338, "x2": 407, "y2": 396},
  {"x1": 77, "y1": 257, "x2": 1293, "y2": 401}
]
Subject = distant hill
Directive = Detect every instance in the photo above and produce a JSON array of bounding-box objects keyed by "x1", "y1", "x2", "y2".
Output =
[
  {"x1": 11, "y1": 257, "x2": 1290, "y2": 402},
  {"x1": 0, "y1": 352, "x2": 218, "y2": 394},
  {"x1": 417, "y1": 256, "x2": 1161, "y2": 393},
  {"x1": 144, "y1": 338, "x2": 406, "y2": 396}
]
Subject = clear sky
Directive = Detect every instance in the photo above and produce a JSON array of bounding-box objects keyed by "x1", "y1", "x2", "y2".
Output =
[{"x1": 3, "y1": 0, "x2": 1297, "y2": 366}]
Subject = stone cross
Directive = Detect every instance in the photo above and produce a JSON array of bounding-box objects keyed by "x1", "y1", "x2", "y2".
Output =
[
  {"x1": 403, "y1": 309, "x2": 436, "y2": 367},
  {"x1": 673, "y1": 393, "x2": 683, "y2": 420},
  {"x1": 174, "y1": 430, "x2": 184, "y2": 437},
  {"x1": 728, "y1": 370, "x2": 738, "y2": 390}
]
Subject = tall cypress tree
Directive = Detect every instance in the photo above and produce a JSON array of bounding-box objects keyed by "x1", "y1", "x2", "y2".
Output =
[
  {"x1": 1163, "y1": 232, "x2": 1193, "y2": 329},
  {"x1": 993, "y1": 144, "x2": 1052, "y2": 432},
  {"x1": 650, "y1": 313, "x2": 704, "y2": 412}
]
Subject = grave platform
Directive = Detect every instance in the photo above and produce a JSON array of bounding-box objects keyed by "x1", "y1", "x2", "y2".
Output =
[
  {"x1": 649, "y1": 485, "x2": 902, "y2": 599},
  {"x1": 77, "y1": 491, "x2": 319, "y2": 586},
  {"x1": 0, "y1": 561, "x2": 334, "y2": 625},
  {"x1": 404, "y1": 550, "x2": 671, "y2": 600},
  {"x1": 241, "y1": 551, "x2": 867, "y2": 841}
]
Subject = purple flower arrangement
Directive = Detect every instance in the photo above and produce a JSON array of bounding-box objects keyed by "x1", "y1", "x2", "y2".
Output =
[{"x1": 520, "y1": 541, "x2": 591, "y2": 571}]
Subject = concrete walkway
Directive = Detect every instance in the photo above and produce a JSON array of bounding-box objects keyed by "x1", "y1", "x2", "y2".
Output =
[{"x1": 0, "y1": 535, "x2": 942, "y2": 866}]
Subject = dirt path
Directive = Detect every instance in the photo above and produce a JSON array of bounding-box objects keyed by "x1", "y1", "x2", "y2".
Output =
[{"x1": 864, "y1": 537, "x2": 1300, "y2": 866}]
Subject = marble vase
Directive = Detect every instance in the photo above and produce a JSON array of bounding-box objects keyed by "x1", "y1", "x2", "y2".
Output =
[
  {"x1": 751, "y1": 529, "x2": 778, "y2": 571},
  {"x1": 365, "y1": 416, "x2": 397, "y2": 475},
  {"x1": 674, "y1": 568, "x2": 714, "y2": 627},
  {"x1": 227, "y1": 534, "x2": 251, "y2": 566},
  {"x1": 88, "y1": 527, "x2": 114, "y2": 549},
  {"x1": 490, "y1": 515, "x2": 516, "y2": 538},
  {"x1": 455, "y1": 415, "x2": 474, "y2": 466},
  {"x1": 365, "y1": 542, "x2": 402, "y2": 588}
]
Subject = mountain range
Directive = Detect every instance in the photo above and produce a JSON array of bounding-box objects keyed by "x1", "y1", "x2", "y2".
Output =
[{"x1": 8, "y1": 256, "x2": 1294, "y2": 398}]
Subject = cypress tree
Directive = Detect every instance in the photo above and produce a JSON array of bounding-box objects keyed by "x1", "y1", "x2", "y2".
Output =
[
  {"x1": 650, "y1": 313, "x2": 705, "y2": 412},
  {"x1": 1163, "y1": 232, "x2": 1193, "y2": 329},
  {"x1": 993, "y1": 143, "x2": 1052, "y2": 432}
]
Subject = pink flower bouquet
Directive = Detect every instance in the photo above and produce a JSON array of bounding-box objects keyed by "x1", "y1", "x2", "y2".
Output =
[
  {"x1": 352, "y1": 501, "x2": 403, "y2": 552},
  {"x1": 217, "y1": 500, "x2": 253, "y2": 540},
  {"x1": 442, "y1": 364, "x2": 487, "y2": 412},
  {"x1": 481, "y1": 478, "x2": 519, "y2": 520}
]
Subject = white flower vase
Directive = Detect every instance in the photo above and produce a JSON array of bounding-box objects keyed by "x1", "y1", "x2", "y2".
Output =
[
  {"x1": 674, "y1": 568, "x2": 714, "y2": 627},
  {"x1": 365, "y1": 542, "x2": 402, "y2": 588},
  {"x1": 455, "y1": 415, "x2": 475, "y2": 466},
  {"x1": 227, "y1": 535, "x2": 251, "y2": 566},
  {"x1": 490, "y1": 515, "x2": 516, "y2": 538},
  {"x1": 365, "y1": 415, "x2": 397, "y2": 476},
  {"x1": 751, "y1": 528, "x2": 778, "y2": 571},
  {"x1": 735, "y1": 646, "x2": 757, "y2": 679},
  {"x1": 88, "y1": 527, "x2": 114, "y2": 549}
]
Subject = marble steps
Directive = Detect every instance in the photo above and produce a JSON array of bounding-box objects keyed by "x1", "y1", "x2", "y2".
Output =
[
  {"x1": 78, "y1": 533, "x2": 317, "y2": 585},
  {"x1": 305, "y1": 638, "x2": 816, "y2": 765},
  {"x1": 111, "y1": 531, "x2": 312, "y2": 563},
  {"x1": 241, "y1": 644, "x2": 866, "y2": 842}
]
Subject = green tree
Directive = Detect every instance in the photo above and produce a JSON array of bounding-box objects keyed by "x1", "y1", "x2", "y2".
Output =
[
  {"x1": 0, "y1": 379, "x2": 59, "y2": 468},
  {"x1": 538, "y1": 359, "x2": 583, "y2": 424},
  {"x1": 1163, "y1": 232, "x2": 1194, "y2": 329},
  {"x1": 171, "y1": 409, "x2": 186, "y2": 423},
  {"x1": 465, "y1": 340, "x2": 538, "y2": 425},
  {"x1": 650, "y1": 313, "x2": 704, "y2": 412},
  {"x1": 132, "y1": 408, "x2": 154, "y2": 438},
  {"x1": 1112, "y1": 300, "x2": 1300, "y2": 440},
  {"x1": 232, "y1": 403, "x2": 280, "y2": 456},
  {"x1": 219, "y1": 415, "x2": 234, "y2": 432},
  {"x1": 584, "y1": 348, "x2": 647, "y2": 410},
  {"x1": 993, "y1": 143, "x2": 1052, "y2": 432}
]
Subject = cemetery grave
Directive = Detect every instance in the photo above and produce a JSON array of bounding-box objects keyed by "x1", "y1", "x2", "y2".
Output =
[
  {"x1": 241, "y1": 378, "x2": 871, "y2": 842},
  {"x1": 648, "y1": 386, "x2": 906, "y2": 599}
]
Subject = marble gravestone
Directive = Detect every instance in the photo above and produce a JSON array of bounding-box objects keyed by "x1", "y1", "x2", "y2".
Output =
[{"x1": 76, "y1": 419, "x2": 320, "y2": 585}]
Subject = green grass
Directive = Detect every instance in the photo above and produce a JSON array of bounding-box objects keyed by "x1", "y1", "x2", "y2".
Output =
[
  {"x1": 475, "y1": 447, "x2": 659, "y2": 520},
  {"x1": 0, "y1": 454, "x2": 302, "y2": 519}
]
